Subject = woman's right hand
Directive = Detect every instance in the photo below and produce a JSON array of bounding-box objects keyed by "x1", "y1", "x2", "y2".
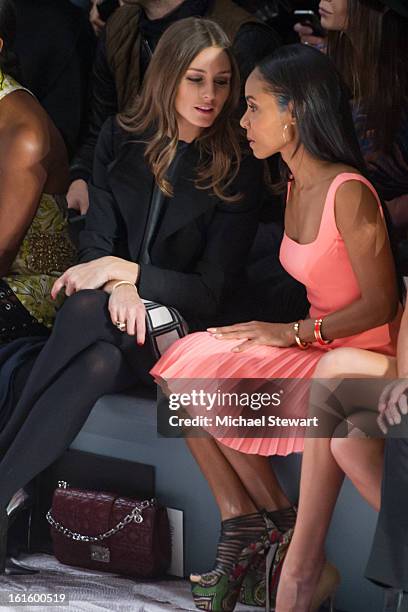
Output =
[
  {"x1": 377, "y1": 379, "x2": 408, "y2": 433},
  {"x1": 294, "y1": 23, "x2": 327, "y2": 51},
  {"x1": 66, "y1": 179, "x2": 90, "y2": 215},
  {"x1": 108, "y1": 284, "x2": 147, "y2": 345}
]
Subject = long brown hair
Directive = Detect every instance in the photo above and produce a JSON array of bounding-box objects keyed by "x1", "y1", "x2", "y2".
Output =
[
  {"x1": 118, "y1": 17, "x2": 242, "y2": 202},
  {"x1": 327, "y1": 0, "x2": 408, "y2": 155}
]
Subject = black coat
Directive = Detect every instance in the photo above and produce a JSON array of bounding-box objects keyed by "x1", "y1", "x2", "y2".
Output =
[
  {"x1": 14, "y1": 0, "x2": 95, "y2": 157},
  {"x1": 79, "y1": 117, "x2": 263, "y2": 327}
]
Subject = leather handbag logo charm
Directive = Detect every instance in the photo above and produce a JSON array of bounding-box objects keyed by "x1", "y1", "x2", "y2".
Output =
[{"x1": 90, "y1": 545, "x2": 110, "y2": 563}]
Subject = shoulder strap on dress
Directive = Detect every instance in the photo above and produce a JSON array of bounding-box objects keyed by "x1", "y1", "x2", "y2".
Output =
[
  {"x1": 0, "y1": 72, "x2": 33, "y2": 102},
  {"x1": 321, "y1": 172, "x2": 383, "y2": 238}
]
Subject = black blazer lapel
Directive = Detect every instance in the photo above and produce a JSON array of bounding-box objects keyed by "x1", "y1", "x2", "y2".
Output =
[
  {"x1": 108, "y1": 140, "x2": 154, "y2": 262},
  {"x1": 154, "y1": 145, "x2": 216, "y2": 244},
  {"x1": 107, "y1": 139, "x2": 217, "y2": 259}
]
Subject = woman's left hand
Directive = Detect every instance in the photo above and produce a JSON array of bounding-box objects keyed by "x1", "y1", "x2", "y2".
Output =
[
  {"x1": 51, "y1": 257, "x2": 139, "y2": 299},
  {"x1": 109, "y1": 284, "x2": 146, "y2": 344},
  {"x1": 207, "y1": 321, "x2": 294, "y2": 352}
]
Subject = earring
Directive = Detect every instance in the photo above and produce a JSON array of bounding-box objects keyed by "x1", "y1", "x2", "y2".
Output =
[{"x1": 282, "y1": 123, "x2": 289, "y2": 144}]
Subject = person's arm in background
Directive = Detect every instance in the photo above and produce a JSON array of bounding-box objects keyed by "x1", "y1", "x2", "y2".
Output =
[
  {"x1": 67, "y1": 28, "x2": 118, "y2": 215},
  {"x1": 293, "y1": 22, "x2": 326, "y2": 49},
  {"x1": 89, "y1": 0, "x2": 121, "y2": 36},
  {"x1": 378, "y1": 303, "x2": 408, "y2": 432}
]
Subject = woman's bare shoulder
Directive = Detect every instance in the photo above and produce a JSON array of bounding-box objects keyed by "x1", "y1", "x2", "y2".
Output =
[
  {"x1": 334, "y1": 175, "x2": 381, "y2": 232},
  {"x1": 0, "y1": 90, "x2": 52, "y2": 163}
]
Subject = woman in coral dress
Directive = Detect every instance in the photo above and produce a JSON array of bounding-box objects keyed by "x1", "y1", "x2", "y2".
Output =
[{"x1": 151, "y1": 44, "x2": 401, "y2": 612}]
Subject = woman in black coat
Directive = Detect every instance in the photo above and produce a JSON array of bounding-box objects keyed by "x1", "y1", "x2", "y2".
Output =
[{"x1": 0, "y1": 17, "x2": 262, "y2": 559}]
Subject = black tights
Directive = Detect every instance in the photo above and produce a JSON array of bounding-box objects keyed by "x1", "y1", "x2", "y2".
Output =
[{"x1": 0, "y1": 290, "x2": 155, "y2": 508}]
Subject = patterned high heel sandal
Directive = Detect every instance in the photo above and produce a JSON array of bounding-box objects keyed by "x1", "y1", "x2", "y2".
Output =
[
  {"x1": 190, "y1": 511, "x2": 268, "y2": 611},
  {"x1": 239, "y1": 507, "x2": 296, "y2": 608},
  {"x1": 239, "y1": 508, "x2": 340, "y2": 611}
]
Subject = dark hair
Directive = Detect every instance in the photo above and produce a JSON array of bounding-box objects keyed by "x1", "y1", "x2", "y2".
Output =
[
  {"x1": 327, "y1": 0, "x2": 408, "y2": 155},
  {"x1": 257, "y1": 42, "x2": 405, "y2": 300},
  {"x1": 0, "y1": 0, "x2": 20, "y2": 81},
  {"x1": 256, "y1": 43, "x2": 367, "y2": 192}
]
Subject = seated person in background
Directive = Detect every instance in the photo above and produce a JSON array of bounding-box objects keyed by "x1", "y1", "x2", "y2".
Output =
[
  {"x1": 0, "y1": 0, "x2": 76, "y2": 562},
  {"x1": 364, "y1": 301, "x2": 408, "y2": 612},
  {"x1": 0, "y1": 17, "x2": 263, "y2": 572},
  {"x1": 13, "y1": 0, "x2": 95, "y2": 158},
  {"x1": 67, "y1": 0, "x2": 281, "y2": 214},
  {"x1": 295, "y1": 0, "x2": 408, "y2": 233}
]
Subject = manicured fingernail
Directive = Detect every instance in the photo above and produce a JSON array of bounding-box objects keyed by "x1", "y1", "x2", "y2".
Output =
[
  {"x1": 232, "y1": 347, "x2": 239, "y2": 352},
  {"x1": 215, "y1": 334, "x2": 223, "y2": 338},
  {"x1": 207, "y1": 328, "x2": 216, "y2": 333}
]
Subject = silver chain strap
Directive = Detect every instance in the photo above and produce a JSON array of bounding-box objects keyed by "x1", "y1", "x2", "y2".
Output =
[{"x1": 46, "y1": 482, "x2": 155, "y2": 543}]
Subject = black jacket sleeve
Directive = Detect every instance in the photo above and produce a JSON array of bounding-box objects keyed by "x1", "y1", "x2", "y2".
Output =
[
  {"x1": 78, "y1": 116, "x2": 126, "y2": 262},
  {"x1": 137, "y1": 155, "x2": 263, "y2": 320},
  {"x1": 70, "y1": 31, "x2": 118, "y2": 183}
]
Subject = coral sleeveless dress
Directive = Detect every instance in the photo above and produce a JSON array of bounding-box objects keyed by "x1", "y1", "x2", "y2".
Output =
[{"x1": 150, "y1": 173, "x2": 400, "y2": 456}]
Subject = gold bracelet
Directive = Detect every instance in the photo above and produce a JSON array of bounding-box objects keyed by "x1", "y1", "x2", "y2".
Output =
[
  {"x1": 111, "y1": 280, "x2": 138, "y2": 293},
  {"x1": 293, "y1": 320, "x2": 310, "y2": 350}
]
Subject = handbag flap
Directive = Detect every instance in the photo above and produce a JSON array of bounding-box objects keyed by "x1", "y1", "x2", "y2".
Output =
[
  {"x1": 49, "y1": 487, "x2": 171, "y2": 578},
  {"x1": 52, "y1": 488, "x2": 116, "y2": 537}
]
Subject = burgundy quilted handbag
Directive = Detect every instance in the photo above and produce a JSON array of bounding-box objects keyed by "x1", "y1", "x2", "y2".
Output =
[{"x1": 46, "y1": 482, "x2": 171, "y2": 578}]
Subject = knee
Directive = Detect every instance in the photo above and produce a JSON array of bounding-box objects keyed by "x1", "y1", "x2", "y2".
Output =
[
  {"x1": 56, "y1": 289, "x2": 108, "y2": 326},
  {"x1": 84, "y1": 341, "x2": 124, "y2": 379},
  {"x1": 313, "y1": 348, "x2": 357, "y2": 379},
  {"x1": 330, "y1": 436, "x2": 350, "y2": 465},
  {"x1": 330, "y1": 433, "x2": 369, "y2": 469}
]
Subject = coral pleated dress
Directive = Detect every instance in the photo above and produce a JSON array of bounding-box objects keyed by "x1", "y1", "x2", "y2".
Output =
[{"x1": 151, "y1": 174, "x2": 400, "y2": 456}]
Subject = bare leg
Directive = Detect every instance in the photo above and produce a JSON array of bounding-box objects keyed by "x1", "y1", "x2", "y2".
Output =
[
  {"x1": 187, "y1": 435, "x2": 293, "y2": 517},
  {"x1": 328, "y1": 347, "x2": 396, "y2": 511},
  {"x1": 331, "y1": 426, "x2": 385, "y2": 511},
  {"x1": 186, "y1": 437, "x2": 257, "y2": 520},
  {"x1": 215, "y1": 441, "x2": 292, "y2": 512},
  {"x1": 276, "y1": 436, "x2": 344, "y2": 612},
  {"x1": 187, "y1": 436, "x2": 270, "y2": 589},
  {"x1": 276, "y1": 347, "x2": 396, "y2": 612}
]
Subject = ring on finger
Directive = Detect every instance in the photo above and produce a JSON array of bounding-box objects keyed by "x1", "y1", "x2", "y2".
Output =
[{"x1": 115, "y1": 320, "x2": 126, "y2": 331}]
